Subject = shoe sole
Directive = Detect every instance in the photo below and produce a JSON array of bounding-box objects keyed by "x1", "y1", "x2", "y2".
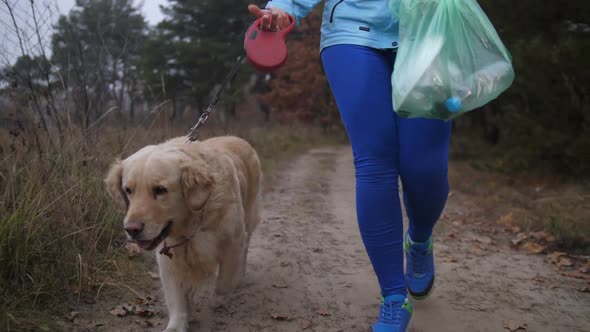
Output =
[
  {"x1": 408, "y1": 277, "x2": 436, "y2": 301},
  {"x1": 408, "y1": 276, "x2": 436, "y2": 301},
  {"x1": 370, "y1": 318, "x2": 413, "y2": 332},
  {"x1": 406, "y1": 245, "x2": 436, "y2": 301}
]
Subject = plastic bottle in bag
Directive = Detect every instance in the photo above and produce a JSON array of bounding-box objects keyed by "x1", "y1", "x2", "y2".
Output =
[{"x1": 445, "y1": 61, "x2": 513, "y2": 114}]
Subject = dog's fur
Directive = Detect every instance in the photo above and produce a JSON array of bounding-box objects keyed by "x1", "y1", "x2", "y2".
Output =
[{"x1": 104, "y1": 136, "x2": 262, "y2": 331}]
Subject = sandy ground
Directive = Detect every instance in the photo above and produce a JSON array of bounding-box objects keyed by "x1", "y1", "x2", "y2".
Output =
[{"x1": 70, "y1": 146, "x2": 590, "y2": 332}]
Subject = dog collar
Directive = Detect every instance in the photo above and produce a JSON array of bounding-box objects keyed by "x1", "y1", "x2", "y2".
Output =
[{"x1": 159, "y1": 238, "x2": 190, "y2": 259}]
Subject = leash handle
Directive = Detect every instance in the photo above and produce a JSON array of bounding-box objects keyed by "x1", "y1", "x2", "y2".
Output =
[
  {"x1": 244, "y1": 14, "x2": 296, "y2": 72},
  {"x1": 186, "y1": 15, "x2": 296, "y2": 142}
]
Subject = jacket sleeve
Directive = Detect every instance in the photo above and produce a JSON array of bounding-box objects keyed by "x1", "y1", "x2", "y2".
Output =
[{"x1": 264, "y1": 0, "x2": 322, "y2": 26}]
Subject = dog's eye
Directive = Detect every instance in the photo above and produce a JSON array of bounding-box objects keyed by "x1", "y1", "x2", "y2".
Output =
[
  {"x1": 124, "y1": 187, "x2": 132, "y2": 195},
  {"x1": 154, "y1": 185, "x2": 168, "y2": 197}
]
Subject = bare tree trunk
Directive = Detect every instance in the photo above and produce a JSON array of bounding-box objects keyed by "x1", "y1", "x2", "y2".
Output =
[
  {"x1": 129, "y1": 77, "x2": 137, "y2": 124},
  {"x1": 3, "y1": 0, "x2": 49, "y2": 133},
  {"x1": 170, "y1": 96, "x2": 177, "y2": 121},
  {"x1": 118, "y1": 56, "x2": 130, "y2": 112},
  {"x1": 30, "y1": 0, "x2": 64, "y2": 144},
  {"x1": 73, "y1": 36, "x2": 92, "y2": 129}
]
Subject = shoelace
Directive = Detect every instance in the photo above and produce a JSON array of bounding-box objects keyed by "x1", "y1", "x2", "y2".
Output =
[
  {"x1": 410, "y1": 246, "x2": 429, "y2": 276},
  {"x1": 379, "y1": 299, "x2": 405, "y2": 324}
]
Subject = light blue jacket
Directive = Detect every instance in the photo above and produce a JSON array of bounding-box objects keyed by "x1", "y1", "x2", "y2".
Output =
[{"x1": 265, "y1": 0, "x2": 400, "y2": 52}]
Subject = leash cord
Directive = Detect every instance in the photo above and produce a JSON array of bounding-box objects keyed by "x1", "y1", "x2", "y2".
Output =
[{"x1": 185, "y1": 55, "x2": 246, "y2": 143}]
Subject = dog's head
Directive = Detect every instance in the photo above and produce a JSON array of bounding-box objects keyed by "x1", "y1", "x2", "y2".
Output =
[{"x1": 104, "y1": 145, "x2": 213, "y2": 250}]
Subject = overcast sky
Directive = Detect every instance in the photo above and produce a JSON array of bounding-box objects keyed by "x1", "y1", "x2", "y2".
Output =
[
  {"x1": 55, "y1": 0, "x2": 167, "y2": 26},
  {"x1": 0, "y1": 0, "x2": 167, "y2": 65}
]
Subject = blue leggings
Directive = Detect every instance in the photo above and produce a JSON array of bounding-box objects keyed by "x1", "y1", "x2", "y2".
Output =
[{"x1": 321, "y1": 45, "x2": 452, "y2": 297}]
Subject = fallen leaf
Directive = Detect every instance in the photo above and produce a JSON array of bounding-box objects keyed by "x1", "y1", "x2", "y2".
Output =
[
  {"x1": 509, "y1": 225, "x2": 522, "y2": 233},
  {"x1": 440, "y1": 256, "x2": 458, "y2": 263},
  {"x1": 474, "y1": 235, "x2": 494, "y2": 245},
  {"x1": 125, "y1": 242, "x2": 142, "y2": 257},
  {"x1": 579, "y1": 263, "x2": 590, "y2": 274},
  {"x1": 557, "y1": 256, "x2": 575, "y2": 268},
  {"x1": 136, "y1": 296, "x2": 155, "y2": 305},
  {"x1": 496, "y1": 213, "x2": 514, "y2": 226},
  {"x1": 148, "y1": 271, "x2": 159, "y2": 279},
  {"x1": 522, "y1": 242, "x2": 545, "y2": 255},
  {"x1": 135, "y1": 307, "x2": 157, "y2": 317},
  {"x1": 271, "y1": 313, "x2": 290, "y2": 320},
  {"x1": 315, "y1": 308, "x2": 332, "y2": 316},
  {"x1": 299, "y1": 319, "x2": 312, "y2": 330},
  {"x1": 511, "y1": 233, "x2": 530, "y2": 248},
  {"x1": 452, "y1": 219, "x2": 464, "y2": 226},
  {"x1": 135, "y1": 320, "x2": 154, "y2": 327},
  {"x1": 109, "y1": 307, "x2": 127, "y2": 317},
  {"x1": 213, "y1": 304, "x2": 226, "y2": 313},
  {"x1": 272, "y1": 282, "x2": 289, "y2": 289},
  {"x1": 122, "y1": 304, "x2": 134, "y2": 312},
  {"x1": 546, "y1": 251, "x2": 568, "y2": 264},
  {"x1": 560, "y1": 271, "x2": 590, "y2": 280},
  {"x1": 503, "y1": 319, "x2": 528, "y2": 331},
  {"x1": 66, "y1": 311, "x2": 79, "y2": 322},
  {"x1": 530, "y1": 231, "x2": 550, "y2": 241},
  {"x1": 472, "y1": 243, "x2": 487, "y2": 256},
  {"x1": 579, "y1": 287, "x2": 590, "y2": 293}
]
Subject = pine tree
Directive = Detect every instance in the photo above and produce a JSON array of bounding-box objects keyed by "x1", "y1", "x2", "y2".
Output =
[
  {"x1": 51, "y1": 0, "x2": 147, "y2": 126},
  {"x1": 152, "y1": 0, "x2": 253, "y2": 118}
]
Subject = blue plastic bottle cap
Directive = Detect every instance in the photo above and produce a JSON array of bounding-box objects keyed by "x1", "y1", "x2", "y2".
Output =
[{"x1": 445, "y1": 96, "x2": 462, "y2": 113}]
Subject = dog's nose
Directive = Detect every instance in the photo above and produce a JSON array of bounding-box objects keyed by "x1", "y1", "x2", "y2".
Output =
[{"x1": 124, "y1": 221, "x2": 144, "y2": 238}]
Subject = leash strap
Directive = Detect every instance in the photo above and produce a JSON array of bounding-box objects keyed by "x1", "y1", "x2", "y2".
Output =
[{"x1": 185, "y1": 55, "x2": 246, "y2": 143}]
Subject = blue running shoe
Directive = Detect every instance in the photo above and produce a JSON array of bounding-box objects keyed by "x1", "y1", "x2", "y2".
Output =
[
  {"x1": 372, "y1": 294, "x2": 413, "y2": 332},
  {"x1": 404, "y1": 233, "x2": 435, "y2": 300}
]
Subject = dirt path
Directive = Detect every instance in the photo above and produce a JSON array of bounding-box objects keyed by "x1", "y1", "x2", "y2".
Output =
[{"x1": 72, "y1": 146, "x2": 589, "y2": 332}]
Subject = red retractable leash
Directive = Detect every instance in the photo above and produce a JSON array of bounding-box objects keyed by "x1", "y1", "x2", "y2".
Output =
[
  {"x1": 244, "y1": 13, "x2": 296, "y2": 72},
  {"x1": 186, "y1": 14, "x2": 295, "y2": 142}
]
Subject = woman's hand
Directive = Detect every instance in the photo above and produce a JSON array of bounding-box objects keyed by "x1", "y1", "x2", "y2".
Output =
[{"x1": 248, "y1": 4, "x2": 291, "y2": 32}]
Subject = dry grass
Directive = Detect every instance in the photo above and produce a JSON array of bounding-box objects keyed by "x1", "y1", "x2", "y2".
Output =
[
  {"x1": 448, "y1": 159, "x2": 590, "y2": 253},
  {"x1": 0, "y1": 117, "x2": 344, "y2": 331}
]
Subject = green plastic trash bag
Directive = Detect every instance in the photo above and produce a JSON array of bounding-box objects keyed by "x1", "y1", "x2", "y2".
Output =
[{"x1": 390, "y1": 0, "x2": 515, "y2": 120}]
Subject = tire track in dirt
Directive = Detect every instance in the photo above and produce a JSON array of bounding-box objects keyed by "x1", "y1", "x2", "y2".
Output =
[{"x1": 212, "y1": 147, "x2": 379, "y2": 332}]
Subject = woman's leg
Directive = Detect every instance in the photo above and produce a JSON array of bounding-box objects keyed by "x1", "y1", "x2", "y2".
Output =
[
  {"x1": 398, "y1": 117, "x2": 451, "y2": 299},
  {"x1": 321, "y1": 44, "x2": 406, "y2": 298},
  {"x1": 398, "y1": 118, "x2": 452, "y2": 243}
]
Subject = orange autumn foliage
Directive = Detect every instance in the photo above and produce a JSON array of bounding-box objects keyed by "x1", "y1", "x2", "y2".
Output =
[{"x1": 256, "y1": 7, "x2": 341, "y2": 130}]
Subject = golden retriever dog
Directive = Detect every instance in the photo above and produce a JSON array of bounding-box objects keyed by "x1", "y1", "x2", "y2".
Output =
[{"x1": 104, "y1": 135, "x2": 262, "y2": 332}]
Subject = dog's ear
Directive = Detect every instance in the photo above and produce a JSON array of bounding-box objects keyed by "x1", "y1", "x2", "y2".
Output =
[
  {"x1": 104, "y1": 158, "x2": 128, "y2": 213},
  {"x1": 181, "y1": 157, "x2": 214, "y2": 211}
]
